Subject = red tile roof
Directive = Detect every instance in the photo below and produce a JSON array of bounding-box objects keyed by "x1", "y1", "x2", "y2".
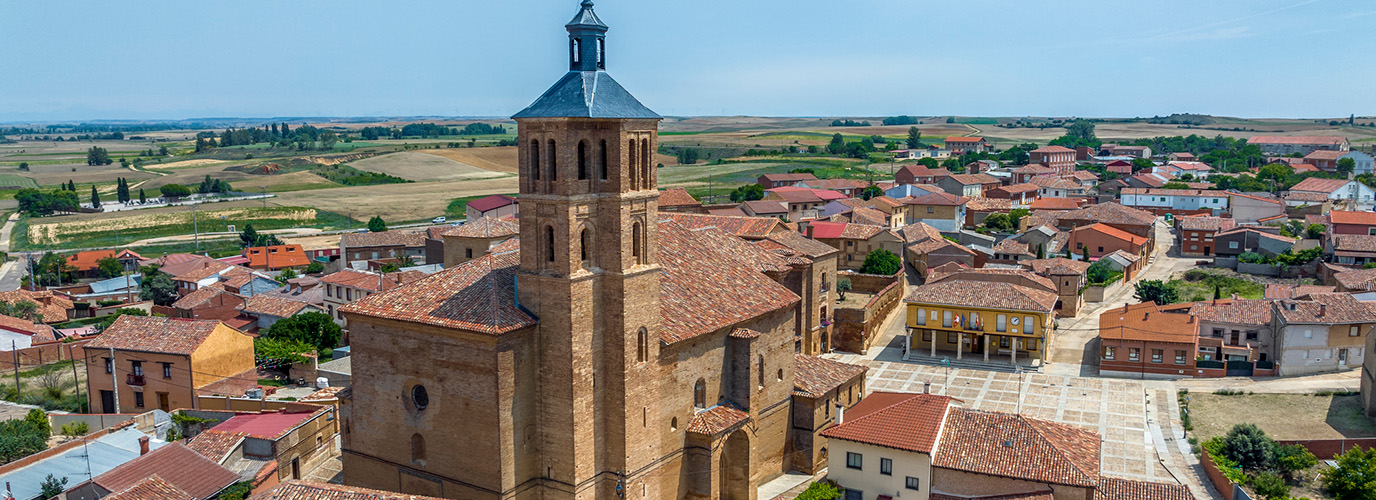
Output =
[
  {"x1": 1099, "y1": 302, "x2": 1198, "y2": 343},
  {"x1": 1276, "y1": 293, "x2": 1376, "y2": 324},
  {"x1": 1031, "y1": 146, "x2": 1076, "y2": 153},
  {"x1": 1335, "y1": 234, "x2": 1376, "y2": 255},
  {"x1": 1329, "y1": 211, "x2": 1376, "y2": 226},
  {"x1": 906, "y1": 278, "x2": 1058, "y2": 314},
  {"x1": 686, "y1": 403, "x2": 751, "y2": 435},
  {"x1": 904, "y1": 192, "x2": 969, "y2": 206},
  {"x1": 1334, "y1": 268, "x2": 1376, "y2": 291},
  {"x1": 0, "y1": 290, "x2": 76, "y2": 324},
  {"x1": 340, "y1": 230, "x2": 425, "y2": 249},
  {"x1": 320, "y1": 269, "x2": 406, "y2": 293},
  {"x1": 251, "y1": 481, "x2": 447, "y2": 500},
  {"x1": 820, "y1": 392, "x2": 954, "y2": 454},
  {"x1": 933, "y1": 492, "x2": 1052, "y2": 500},
  {"x1": 171, "y1": 284, "x2": 232, "y2": 310},
  {"x1": 1264, "y1": 284, "x2": 1336, "y2": 300},
  {"x1": 441, "y1": 217, "x2": 520, "y2": 239},
  {"x1": 1190, "y1": 299, "x2": 1273, "y2": 326},
  {"x1": 949, "y1": 173, "x2": 1001, "y2": 185},
  {"x1": 185, "y1": 430, "x2": 247, "y2": 463},
  {"x1": 212, "y1": 409, "x2": 321, "y2": 440},
  {"x1": 342, "y1": 250, "x2": 536, "y2": 335},
  {"x1": 1094, "y1": 477, "x2": 1196, "y2": 500},
  {"x1": 85, "y1": 316, "x2": 234, "y2": 355},
  {"x1": 1073, "y1": 223, "x2": 1148, "y2": 247},
  {"x1": 66, "y1": 250, "x2": 120, "y2": 272},
  {"x1": 663, "y1": 213, "x2": 785, "y2": 240},
  {"x1": 1228, "y1": 192, "x2": 1283, "y2": 205},
  {"x1": 764, "y1": 230, "x2": 839, "y2": 259},
  {"x1": 793, "y1": 354, "x2": 868, "y2": 398},
  {"x1": 760, "y1": 173, "x2": 818, "y2": 183},
  {"x1": 0, "y1": 313, "x2": 47, "y2": 336},
  {"x1": 1022, "y1": 258, "x2": 1091, "y2": 277},
  {"x1": 933, "y1": 407, "x2": 1100, "y2": 488},
  {"x1": 467, "y1": 194, "x2": 518, "y2": 213},
  {"x1": 742, "y1": 200, "x2": 789, "y2": 215},
  {"x1": 945, "y1": 136, "x2": 985, "y2": 143},
  {"x1": 990, "y1": 183, "x2": 1041, "y2": 195},
  {"x1": 1290, "y1": 177, "x2": 1352, "y2": 194},
  {"x1": 103, "y1": 475, "x2": 193, "y2": 500},
  {"x1": 241, "y1": 295, "x2": 316, "y2": 319},
  {"x1": 172, "y1": 261, "x2": 241, "y2": 283},
  {"x1": 242, "y1": 245, "x2": 310, "y2": 268},
  {"x1": 1057, "y1": 203, "x2": 1156, "y2": 228},
  {"x1": 93, "y1": 443, "x2": 241, "y2": 500},
  {"x1": 658, "y1": 188, "x2": 701, "y2": 207},
  {"x1": 1177, "y1": 216, "x2": 1235, "y2": 232},
  {"x1": 1029, "y1": 198, "x2": 1082, "y2": 210}
]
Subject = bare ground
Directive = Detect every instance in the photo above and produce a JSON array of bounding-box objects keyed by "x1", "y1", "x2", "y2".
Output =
[
  {"x1": 348, "y1": 151, "x2": 511, "y2": 182},
  {"x1": 1189, "y1": 393, "x2": 1376, "y2": 440}
]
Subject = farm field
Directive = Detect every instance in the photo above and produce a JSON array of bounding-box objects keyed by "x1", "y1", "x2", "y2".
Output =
[
  {"x1": 418, "y1": 147, "x2": 519, "y2": 173},
  {"x1": 20, "y1": 205, "x2": 338, "y2": 250},
  {"x1": 272, "y1": 176, "x2": 519, "y2": 223},
  {"x1": 349, "y1": 151, "x2": 513, "y2": 182}
]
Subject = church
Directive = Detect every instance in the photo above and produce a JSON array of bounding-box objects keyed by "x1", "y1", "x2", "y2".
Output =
[{"x1": 338, "y1": 2, "x2": 847, "y2": 500}]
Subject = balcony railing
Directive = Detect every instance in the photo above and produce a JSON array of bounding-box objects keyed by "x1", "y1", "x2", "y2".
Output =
[{"x1": 126, "y1": 374, "x2": 145, "y2": 386}]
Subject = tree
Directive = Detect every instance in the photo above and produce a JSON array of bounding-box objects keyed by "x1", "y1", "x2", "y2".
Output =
[
  {"x1": 729, "y1": 184, "x2": 765, "y2": 202},
  {"x1": 1009, "y1": 208, "x2": 1030, "y2": 229},
  {"x1": 1036, "y1": 244, "x2": 1045, "y2": 260},
  {"x1": 1307, "y1": 223, "x2": 1327, "y2": 239},
  {"x1": 794, "y1": 481, "x2": 843, "y2": 500},
  {"x1": 159, "y1": 145, "x2": 169, "y2": 156},
  {"x1": 275, "y1": 268, "x2": 299, "y2": 284},
  {"x1": 0, "y1": 416, "x2": 49, "y2": 463},
  {"x1": 1222, "y1": 423, "x2": 1275, "y2": 471},
  {"x1": 982, "y1": 213, "x2": 1013, "y2": 232},
  {"x1": 1086, "y1": 260, "x2": 1118, "y2": 285},
  {"x1": 1133, "y1": 280, "x2": 1179, "y2": 305},
  {"x1": 1248, "y1": 470, "x2": 1288, "y2": 500},
  {"x1": 859, "y1": 249, "x2": 901, "y2": 276},
  {"x1": 1273, "y1": 443, "x2": 1317, "y2": 479},
  {"x1": 1338, "y1": 157, "x2": 1357, "y2": 176},
  {"x1": 859, "y1": 185, "x2": 883, "y2": 200},
  {"x1": 0, "y1": 300, "x2": 41, "y2": 322},
  {"x1": 1161, "y1": 182, "x2": 1190, "y2": 190},
  {"x1": 1321, "y1": 445, "x2": 1376, "y2": 500},
  {"x1": 254, "y1": 337, "x2": 316, "y2": 368},
  {"x1": 1214, "y1": 284, "x2": 1222, "y2": 300},
  {"x1": 906, "y1": 127, "x2": 922, "y2": 149},
  {"x1": 89, "y1": 185, "x2": 101, "y2": 209},
  {"x1": 305, "y1": 261, "x2": 325, "y2": 274},
  {"x1": 368, "y1": 216, "x2": 388, "y2": 233},
  {"x1": 116, "y1": 177, "x2": 130, "y2": 203},
  {"x1": 240, "y1": 224, "x2": 260, "y2": 248},
  {"x1": 39, "y1": 473, "x2": 69, "y2": 499},
  {"x1": 1131, "y1": 157, "x2": 1156, "y2": 173},
  {"x1": 139, "y1": 267, "x2": 178, "y2": 307},
  {"x1": 676, "y1": 148, "x2": 700, "y2": 165},
  {"x1": 263, "y1": 312, "x2": 342, "y2": 354},
  {"x1": 86, "y1": 146, "x2": 112, "y2": 166},
  {"x1": 95, "y1": 257, "x2": 123, "y2": 279},
  {"x1": 1066, "y1": 119, "x2": 1096, "y2": 142},
  {"x1": 67, "y1": 180, "x2": 75, "y2": 192},
  {"x1": 1082, "y1": 245, "x2": 1091, "y2": 262},
  {"x1": 836, "y1": 278, "x2": 852, "y2": 301},
  {"x1": 17, "y1": 162, "x2": 28, "y2": 171},
  {"x1": 159, "y1": 184, "x2": 191, "y2": 199},
  {"x1": 138, "y1": 188, "x2": 146, "y2": 204}
]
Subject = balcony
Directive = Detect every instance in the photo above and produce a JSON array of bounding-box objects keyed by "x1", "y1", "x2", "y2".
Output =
[{"x1": 126, "y1": 374, "x2": 145, "y2": 386}]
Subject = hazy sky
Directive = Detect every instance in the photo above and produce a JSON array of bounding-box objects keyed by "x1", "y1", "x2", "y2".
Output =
[{"x1": 1, "y1": 0, "x2": 1372, "y2": 122}]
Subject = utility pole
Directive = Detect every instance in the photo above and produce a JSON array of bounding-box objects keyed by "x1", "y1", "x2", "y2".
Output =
[
  {"x1": 262, "y1": 185, "x2": 267, "y2": 210},
  {"x1": 11, "y1": 341, "x2": 18, "y2": 396},
  {"x1": 193, "y1": 204, "x2": 199, "y2": 254},
  {"x1": 109, "y1": 347, "x2": 119, "y2": 412},
  {"x1": 27, "y1": 256, "x2": 35, "y2": 292},
  {"x1": 68, "y1": 344, "x2": 83, "y2": 412}
]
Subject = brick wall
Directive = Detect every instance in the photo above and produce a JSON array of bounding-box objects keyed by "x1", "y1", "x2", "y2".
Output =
[
  {"x1": 0, "y1": 339, "x2": 89, "y2": 371},
  {"x1": 1275, "y1": 438, "x2": 1376, "y2": 459}
]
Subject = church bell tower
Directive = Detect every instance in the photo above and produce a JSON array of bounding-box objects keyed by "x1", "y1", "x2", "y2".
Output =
[{"x1": 513, "y1": 1, "x2": 666, "y2": 499}]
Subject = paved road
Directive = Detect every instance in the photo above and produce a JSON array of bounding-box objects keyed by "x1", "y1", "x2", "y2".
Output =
[
  {"x1": 0, "y1": 214, "x2": 22, "y2": 291},
  {"x1": 1045, "y1": 219, "x2": 1198, "y2": 377}
]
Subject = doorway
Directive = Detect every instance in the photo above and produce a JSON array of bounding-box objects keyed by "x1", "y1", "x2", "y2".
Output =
[
  {"x1": 291, "y1": 458, "x2": 300, "y2": 479},
  {"x1": 100, "y1": 390, "x2": 115, "y2": 413},
  {"x1": 1339, "y1": 348, "x2": 1349, "y2": 367},
  {"x1": 157, "y1": 392, "x2": 169, "y2": 412},
  {"x1": 719, "y1": 431, "x2": 750, "y2": 500}
]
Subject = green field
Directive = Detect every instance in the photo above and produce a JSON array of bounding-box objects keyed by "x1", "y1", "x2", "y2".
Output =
[
  {"x1": 0, "y1": 175, "x2": 38, "y2": 189},
  {"x1": 15, "y1": 207, "x2": 354, "y2": 251}
]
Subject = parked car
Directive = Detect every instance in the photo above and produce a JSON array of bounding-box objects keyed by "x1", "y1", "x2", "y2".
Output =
[{"x1": 432, "y1": 216, "x2": 447, "y2": 224}]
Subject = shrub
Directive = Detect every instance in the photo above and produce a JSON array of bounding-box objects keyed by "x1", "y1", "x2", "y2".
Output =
[
  {"x1": 859, "y1": 249, "x2": 901, "y2": 276},
  {"x1": 1321, "y1": 446, "x2": 1376, "y2": 500},
  {"x1": 1222, "y1": 424, "x2": 1275, "y2": 471},
  {"x1": 60, "y1": 420, "x2": 89, "y2": 436},
  {"x1": 1248, "y1": 470, "x2": 1289, "y2": 499},
  {"x1": 158, "y1": 184, "x2": 192, "y2": 198},
  {"x1": 1274, "y1": 443, "x2": 1318, "y2": 478},
  {"x1": 795, "y1": 481, "x2": 843, "y2": 500}
]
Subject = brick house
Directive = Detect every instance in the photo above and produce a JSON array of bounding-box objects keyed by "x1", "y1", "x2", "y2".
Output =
[
  {"x1": 1021, "y1": 258, "x2": 1091, "y2": 317},
  {"x1": 806, "y1": 221, "x2": 904, "y2": 270},
  {"x1": 1328, "y1": 210, "x2": 1376, "y2": 236},
  {"x1": 319, "y1": 269, "x2": 424, "y2": 327},
  {"x1": 942, "y1": 136, "x2": 990, "y2": 153},
  {"x1": 900, "y1": 223, "x2": 978, "y2": 277},
  {"x1": 1273, "y1": 294, "x2": 1375, "y2": 376},
  {"x1": 1213, "y1": 227, "x2": 1297, "y2": 258},
  {"x1": 1248, "y1": 135, "x2": 1350, "y2": 156},
  {"x1": 1028, "y1": 146, "x2": 1076, "y2": 175},
  {"x1": 169, "y1": 285, "x2": 245, "y2": 322},
  {"x1": 339, "y1": 230, "x2": 427, "y2": 268},
  {"x1": 983, "y1": 183, "x2": 1039, "y2": 205},
  {"x1": 84, "y1": 316, "x2": 256, "y2": 413},
  {"x1": 1069, "y1": 223, "x2": 1149, "y2": 260},
  {"x1": 1010, "y1": 164, "x2": 1055, "y2": 183},
  {"x1": 66, "y1": 249, "x2": 143, "y2": 279},
  {"x1": 756, "y1": 230, "x2": 841, "y2": 355},
  {"x1": 758, "y1": 172, "x2": 818, "y2": 189},
  {"x1": 1191, "y1": 299, "x2": 1276, "y2": 367},
  {"x1": 242, "y1": 245, "x2": 311, "y2": 271},
  {"x1": 893, "y1": 166, "x2": 952, "y2": 186},
  {"x1": 1287, "y1": 177, "x2": 1376, "y2": 210},
  {"x1": 439, "y1": 216, "x2": 520, "y2": 268},
  {"x1": 657, "y1": 188, "x2": 702, "y2": 213},
  {"x1": 789, "y1": 354, "x2": 868, "y2": 474},
  {"x1": 936, "y1": 174, "x2": 1000, "y2": 198},
  {"x1": 1054, "y1": 202, "x2": 1157, "y2": 239},
  {"x1": 1099, "y1": 302, "x2": 1200, "y2": 378},
  {"x1": 1331, "y1": 234, "x2": 1376, "y2": 266},
  {"x1": 1176, "y1": 216, "x2": 1236, "y2": 257}
]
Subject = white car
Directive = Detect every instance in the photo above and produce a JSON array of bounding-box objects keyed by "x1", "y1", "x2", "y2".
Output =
[{"x1": 432, "y1": 217, "x2": 447, "y2": 224}]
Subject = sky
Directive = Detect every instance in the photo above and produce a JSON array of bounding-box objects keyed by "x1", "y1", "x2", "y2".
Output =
[{"x1": 1, "y1": 0, "x2": 1373, "y2": 122}]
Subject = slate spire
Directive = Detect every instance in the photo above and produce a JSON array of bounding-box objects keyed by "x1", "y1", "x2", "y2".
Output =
[
  {"x1": 513, "y1": 0, "x2": 659, "y2": 119},
  {"x1": 567, "y1": 0, "x2": 607, "y2": 72}
]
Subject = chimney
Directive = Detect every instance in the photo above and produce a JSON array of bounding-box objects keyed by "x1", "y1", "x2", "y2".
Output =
[
  {"x1": 1319, "y1": 304, "x2": 1327, "y2": 317},
  {"x1": 139, "y1": 435, "x2": 150, "y2": 455},
  {"x1": 923, "y1": 382, "x2": 931, "y2": 394},
  {"x1": 835, "y1": 403, "x2": 845, "y2": 425}
]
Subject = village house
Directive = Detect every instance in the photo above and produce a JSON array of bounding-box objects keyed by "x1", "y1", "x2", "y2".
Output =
[
  {"x1": 1159, "y1": 161, "x2": 1213, "y2": 177},
  {"x1": 1006, "y1": 225, "x2": 1070, "y2": 259},
  {"x1": 989, "y1": 239, "x2": 1034, "y2": 264},
  {"x1": 0, "y1": 314, "x2": 56, "y2": 351},
  {"x1": 0, "y1": 289, "x2": 74, "y2": 324},
  {"x1": 753, "y1": 230, "x2": 842, "y2": 354},
  {"x1": 758, "y1": 172, "x2": 819, "y2": 189},
  {"x1": 1028, "y1": 145, "x2": 1076, "y2": 175},
  {"x1": 964, "y1": 159, "x2": 999, "y2": 174},
  {"x1": 1177, "y1": 216, "x2": 1236, "y2": 257},
  {"x1": 340, "y1": 230, "x2": 427, "y2": 269},
  {"x1": 466, "y1": 194, "x2": 519, "y2": 220},
  {"x1": 169, "y1": 284, "x2": 245, "y2": 322},
  {"x1": 84, "y1": 316, "x2": 256, "y2": 413},
  {"x1": 982, "y1": 183, "x2": 1038, "y2": 205},
  {"x1": 1228, "y1": 192, "x2": 1286, "y2": 224},
  {"x1": 1286, "y1": 177, "x2": 1376, "y2": 210},
  {"x1": 664, "y1": 212, "x2": 792, "y2": 240},
  {"x1": 798, "y1": 178, "x2": 869, "y2": 198},
  {"x1": 319, "y1": 269, "x2": 424, "y2": 326},
  {"x1": 1120, "y1": 188, "x2": 1228, "y2": 216},
  {"x1": 1021, "y1": 258, "x2": 1091, "y2": 317},
  {"x1": 1191, "y1": 299, "x2": 1276, "y2": 370},
  {"x1": 1105, "y1": 159, "x2": 1134, "y2": 176},
  {"x1": 1304, "y1": 150, "x2": 1374, "y2": 174},
  {"x1": 893, "y1": 166, "x2": 952, "y2": 186},
  {"x1": 961, "y1": 197, "x2": 1013, "y2": 229},
  {"x1": 242, "y1": 244, "x2": 311, "y2": 271},
  {"x1": 240, "y1": 294, "x2": 325, "y2": 330},
  {"x1": 899, "y1": 192, "x2": 968, "y2": 232},
  {"x1": 65, "y1": 249, "x2": 143, "y2": 279},
  {"x1": 1213, "y1": 227, "x2": 1298, "y2": 258},
  {"x1": 65, "y1": 441, "x2": 242, "y2": 500},
  {"x1": 1069, "y1": 223, "x2": 1150, "y2": 260},
  {"x1": 822, "y1": 391, "x2": 1194, "y2": 500},
  {"x1": 884, "y1": 183, "x2": 941, "y2": 200},
  {"x1": 1333, "y1": 268, "x2": 1376, "y2": 293},
  {"x1": 1273, "y1": 294, "x2": 1375, "y2": 376},
  {"x1": 806, "y1": 221, "x2": 904, "y2": 270},
  {"x1": 765, "y1": 186, "x2": 848, "y2": 220},
  {"x1": 1331, "y1": 234, "x2": 1376, "y2": 266},
  {"x1": 1249, "y1": 135, "x2": 1350, "y2": 156},
  {"x1": 942, "y1": 136, "x2": 991, "y2": 153},
  {"x1": 657, "y1": 188, "x2": 703, "y2": 213},
  {"x1": 900, "y1": 223, "x2": 978, "y2": 277},
  {"x1": 1328, "y1": 210, "x2": 1376, "y2": 236},
  {"x1": 1099, "y1": 302, "x2": 1200, "y2": 378},
  {"x1": 170, "y1": 261, "x2": 246, "y2": 297},
  {"x1": 1028, "y1": 197, "x2": 1084, "y2": 211},
  {"x1": 936, "y1": 173, "x2": 1000, "y2": 198},
  {"x1": 439, "y1": 216, "x2": 521, "y2": 268},
  {"x1": 905, "y1": 269, "x2": 1058, "y2": 365},
  {"x1": 788, "y1": 354, "x2": 868, "y2": 474},
  {"x1": 1100, "y1": 144, "x2": 1153, "y2": 158},
  {"x1": 1010, "y1": 164, "x2": 1056, "y2": 183},
  {"x1": 1029, "y1": 174, "x2": 1085, "y2": 198},
  {"x1": 1123, "y1": 172, "x2": 1170, "y2": 189},
  {"x1": 196, "y1": 406, "x2": 340, "y2": 481},
  {"x1": 1054, "y1": 202, "x2": 1157, "y2": 240},
  {"x1": 1167, "y1": 152, "x2": 1198, "y2": 162},
  {"x1": 740, "y1": 200, "x2": 791, "y2": 219}
]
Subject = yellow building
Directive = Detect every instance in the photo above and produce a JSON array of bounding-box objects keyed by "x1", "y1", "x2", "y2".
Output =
[
  {"x1": 902, "y1": 270, "x2": 1058, "y2": 365},
  {"x1": 85, "y1": 316, "x2": 256, "y2": 413}
]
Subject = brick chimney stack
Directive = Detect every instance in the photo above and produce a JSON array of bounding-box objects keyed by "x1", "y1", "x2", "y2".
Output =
[{"x1": 139, "y1": 435, "x2": 150, "y2": 455}]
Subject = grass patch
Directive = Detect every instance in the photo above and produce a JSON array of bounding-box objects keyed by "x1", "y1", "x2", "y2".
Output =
[
  {"x1": 257, "y1": 378, "x2": 288, "y2": 387},
  {"x1": 1167, "y1": 269, "x2": 1267, "y2": 302},
  {"x1": 311, "y1": 164, "x2": 411, "y2": 186},
  {"x1": 1189, "y1": 392, "x2": 1376, "y2": 440},
  {"x1": 124, "y1": 239, "x2": 247, "y2": 259},
  {"x1": 20, "y1": 206, "x2": 353, "y2": 250},
  {"x1": 0, "y1": 175, "x2": 38, "y2": 189}
]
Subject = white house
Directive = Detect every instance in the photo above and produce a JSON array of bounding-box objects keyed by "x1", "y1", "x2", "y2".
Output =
[
  {"x1": 1288, "y1": 178, "x2": 1376, "y2": 210},
  {"x1": 0, "y1": 315, "x2": 54, "y2": 351},
  {"x1": 1120, "y1": 188, "x2": 1229, "y2": 215}
]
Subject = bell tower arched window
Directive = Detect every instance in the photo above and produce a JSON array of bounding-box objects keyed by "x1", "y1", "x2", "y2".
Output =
[
  {"x1": 628, "y1": 139, "x2": 638, "y2": 188},
  {"x1": 641, "y1": 138, "x2": 651, "y2": 189},
  {"x1": 531, "y1": 140, "x2": 541, "y2": 181},
  {"x1": 631, "y1": 222, "x2": 643, "y2": 265},
  {"x1": 571, "y1": 39, "x2": 581, "y2": 65},
  {"x1": 577, "y1": 140, "x2": 588, "y2": 180},
  {"x1": 579, "y1": 228, "x2": 589, "y2": 265},
  {"x1": 636, "y1": 328, "x2": 648, "y2": 363},
  {"x1": 598, "y1": 140, "x2": 608, "y2": 180},
  {"x1": 597, "y1": 38, "x2": 605, "y2": 69}
]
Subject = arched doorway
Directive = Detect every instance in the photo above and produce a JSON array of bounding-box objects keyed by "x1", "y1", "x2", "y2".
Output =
[{"x1": 719, "y1": 430, "x2": 750, "y2": 500}]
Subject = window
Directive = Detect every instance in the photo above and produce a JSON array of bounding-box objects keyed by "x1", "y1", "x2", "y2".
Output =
[
  {"x1": 879, "y1": 458, "x2": 893, "y2": 475},
  {"x1": 846, "y1": 452, "x2": 862, "y2": 470},
  {"x1": 915, "y1": 308, "x2": 926, "y2": 326},
  {"x1": 1151, "y1": 349, "x2": 1163, "y2": 363},
  {"x1": 693, "y1": 379, "x2": 706, "y2": 408},
  {"x1": 1229, "y1": 241, "x2": 1239, "y2": 249},
  {"x1": 134, "y1": 392, "x2": 144, "y2": 408},
  {"x1": 465, "y1": 248, "x2": 473, "y2": 259},
  {"x1": 580, "y1": 229, "x2": 589, "y2": 262},
  {"x1": 1000, "y1": 336, "x2": 1010, "y2": 348},
  {"x1": 926, "y1": 206, "x2": 934, "y2": 214},
  {"x1": 905, "y1": 477, "x2": 921, "y2": 491},
  {"x1": 161, "y1": 362, "x2": 172, "y2": 379},
  {"x1": 547, "y1": 226, "x2": 556, "y2": 263},
  {"x1": 628, "y1": 140, "x2": 639, "y2": 186},
  {"x1": 641, "y1": 138, "x2": 651, "y2": 188},
  {"x1": 1246, "y1": 330, "x2": 1258, "y2": 341},
  {"x1": 1097, "y1": 246, "x2": 1104, "y2": 253},
  {"x1": 636, "y1": 328, "x2": 648, "y2": 363},
  {"x1": 547, "y1": 140, "x2": 558, "y2": 181},
  {"x1": 632, "y1": 222, "x2": 644, "y2": 265},
  {"x1": 599, "y1": 140, "x2": 608, "y2": 180},
  {"x1": 1104, "y1": 346, "x2": 1116, "y2": 360},
  {"x1": 1024, "y1": 316, "x2": 1035, "y2": 334},
  {"x1": 1025, "y1": 338, "x2": 1038, "y2": 351},
  {"x1": 577, "y1": 140, "x2": 588, "y2": 180},
  {"x1": 1304, "y1": 329, "x2": 1313, "y2": 339},
  {"x1": 1129, "y1": 348, "x2": 1140, "y2": 361},
  {"x1": 597, "y1": 38, "x2": 605, "y2": 68},
  {"x1": 1175, "y1": 350, "x2": 1186, "y2": 364},
  {"x1": 1351, "y1": 326, "x2": 1360, "y2": 337},
  {"x1": 531, "y1": 140, "x2": 541, "y2": 180},
  {"x1": 921, "y1": 331, "x2": 932, "y2": 342},
  {"x1": 571, "y1": 39, "x2": 580, "y2": 64},
  {"x1": 1212, "y1": 328, "x2": 1223, "y2": 338},
  {"x1": 131, "y1": 361, "x2": 143, "y2": 376},
  {"x1": 942, "y1": 310, "x2": 952, "y2": 328},
  {"x1": 326, "y1": 286, "x2": 332, "y2": 298},
  {"x1": 996, "y1": 314, "x2": 1007, "y2": 332},
  {"x1": 947, "y1": 333, "x2": 958, "y2": 344},
  {"x1": 104, "y1": 357, "x2": 113, "y2": 374},
  {"x1": 411, "y1": 434, "x2": 426, "y2": 465},
  {"x1": 757, "y1": 355, "x2": 765, "y2": 389},
  {"x1": 411, "y1": 385, "x2": 430, "y2": 410}
]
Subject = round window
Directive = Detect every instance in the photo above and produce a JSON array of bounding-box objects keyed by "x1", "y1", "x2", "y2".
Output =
[{"x1": 411, "y1": 385, "x2": 430, "y2": 410}]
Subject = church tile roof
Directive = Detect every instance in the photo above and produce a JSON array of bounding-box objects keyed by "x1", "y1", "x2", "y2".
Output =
[
  {"x1": 686, "y1": 403, "x2": 751, "y2": 436},
  {"x1": 792, "y1": 354, "x2": 867, "y2": 398}
]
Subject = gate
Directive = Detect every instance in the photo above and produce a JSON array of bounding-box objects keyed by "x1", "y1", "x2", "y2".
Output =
[{"x1": 1226, "y1": 360, "x2": 1254, "y2": 377}]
